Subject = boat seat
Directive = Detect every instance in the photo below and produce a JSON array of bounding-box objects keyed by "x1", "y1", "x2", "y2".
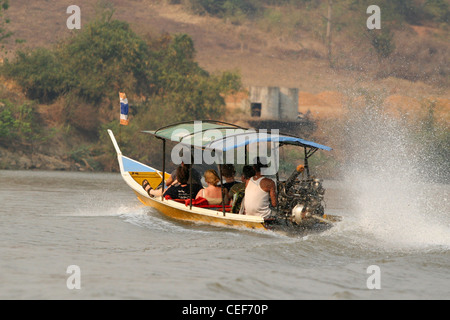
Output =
[
  {"x1": 164, "y1": 196, "x2": 186, "y2": 203},
  {"x1": 185, "y1": 197, "x2": 232, "y2": 212},
  {"x1": 163, "y1": 196, "x2": 232, "y2": 212}
]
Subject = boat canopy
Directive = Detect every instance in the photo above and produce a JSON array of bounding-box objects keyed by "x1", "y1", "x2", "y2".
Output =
[{"x1": 142, "y1": 120, "x2": 332, "y2": 152}]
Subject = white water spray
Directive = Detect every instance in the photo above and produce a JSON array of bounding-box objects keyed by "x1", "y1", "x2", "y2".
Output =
[{"x1": 340, "y1": 98, "x2": 450, "y2": 250}]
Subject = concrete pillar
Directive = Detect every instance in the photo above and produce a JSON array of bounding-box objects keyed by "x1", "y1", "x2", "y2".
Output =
[
  {"x1": 279, "y1": 87, "x2": 299, "y2": 120},
  {"x1": 249, "y1": 86, "x2": 279, "y2": 119}
]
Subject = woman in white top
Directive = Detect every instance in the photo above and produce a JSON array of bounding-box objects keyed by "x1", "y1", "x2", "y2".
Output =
[{"x1": 196, "y1": 169, "x2": 228, "y2": 205}]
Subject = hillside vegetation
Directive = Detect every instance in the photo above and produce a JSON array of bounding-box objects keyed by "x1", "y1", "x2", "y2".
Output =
[
  {"x1": 0, "y1": 0, "x2": 448, "y2": 178},
  {"x1": 181, "y1": 0, "x2": 449, "y2": 85},
  {"x1": 0, "y1": 5, "x2": 241, "y2": 170}
]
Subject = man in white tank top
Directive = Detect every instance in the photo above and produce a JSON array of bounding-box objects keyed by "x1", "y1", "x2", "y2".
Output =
[{"x1": 243, "y1": 160, "x2": 277, "y2": 219}]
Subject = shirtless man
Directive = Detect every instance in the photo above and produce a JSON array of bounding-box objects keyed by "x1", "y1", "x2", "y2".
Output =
[{"x1": 243, "y1": 159, "x2": 277, "y2": 219}]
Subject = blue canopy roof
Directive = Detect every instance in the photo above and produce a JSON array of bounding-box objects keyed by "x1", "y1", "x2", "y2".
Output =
[
  {"x1": 143, "y1": 120, "x2": 332, "y2": 152},
  {"x1": 206, "y1": 131, "x2": 332, "y2": 151}
]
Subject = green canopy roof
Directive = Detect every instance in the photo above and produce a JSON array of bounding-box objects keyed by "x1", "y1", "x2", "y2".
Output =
[
  {"x1": 143, "y1": 120, "x2": 245, "y2": 149},
  {"x1": 142, "y1": 120, "x2": 332, "y2": 151}
]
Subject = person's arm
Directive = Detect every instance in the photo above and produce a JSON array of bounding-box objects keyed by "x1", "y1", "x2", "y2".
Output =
[
  {"x1": 269, "y1": 180, "x2": 277, "y2": 207},
  {"x1": 165, "y1": 176, "x2": 174, "y2": 187},
  {"x1": 222, "y1": 188, "x2": 230, "y2": 204},
  {"x1": 261, "y1": 178, "x2": 277, "y2": 207},
  {"x1": 166, "y1": 170, "x2": 177, "y2": 186}
]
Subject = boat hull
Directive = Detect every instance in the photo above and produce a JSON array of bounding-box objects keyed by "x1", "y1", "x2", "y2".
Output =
[
  {"x1": 107, "y1": 129, "x2": 267, "y2": 231},
  {"x1": 107, "y1": 129, "x2": 340, "y2": 233},
  {"x1": 136, "y1": 192, "x2": 267, "y2": 230}
]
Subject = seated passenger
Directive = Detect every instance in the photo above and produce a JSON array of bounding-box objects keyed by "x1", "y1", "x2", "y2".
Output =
[
  {"x1": 196, "y1": 169, "x2": 228, "y2": 205},
  {"x1": 220, "y1": 164, "x2": 238, "y2": 192},
  {"x1": 143, "y1": 166, "x2": 202, "y2": 200},
  {"x1": 164, "y1": 161, "x2": 202, "y2": 187},
  {"x1": 229, "y1": 165, "x2": 255, "y2": 213},
  {"x1": 242, "y1": 159, "x2": 277, "y2": 218}
]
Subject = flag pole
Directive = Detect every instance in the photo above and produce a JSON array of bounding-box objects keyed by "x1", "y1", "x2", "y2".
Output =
[
  {"x1": 119, "y1": 120, "x2": 122, "y2": 146},
  {"x1": 119, "y1": 92, "x2": 122, "y2": 146},
  {"x1": 119, "y1": 92, "x2": 129, "y2": 146}
]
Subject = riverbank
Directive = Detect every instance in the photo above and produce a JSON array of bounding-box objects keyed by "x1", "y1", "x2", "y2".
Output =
[
  {"x1": 0, "y1": 1, "x2": 448, "y2": 174},
  {"x1": 0, "y1": 147, "x2": 78, "y2": 171}
]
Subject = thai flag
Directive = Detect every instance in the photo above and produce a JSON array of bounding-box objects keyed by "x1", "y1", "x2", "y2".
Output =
[{"x1": 119, "y1": 92, "x2": 129, "y2": 125}]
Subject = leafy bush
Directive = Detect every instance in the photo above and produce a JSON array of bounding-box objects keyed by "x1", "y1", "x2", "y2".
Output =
[
  {"x1": 1, "y1": 16, "x2": 242, "y2": 137},
  {"x1": 1, "y1": 48, "x2": 66, "y2": 102},
  {"x1": 367, "y1": 28, "x2": 395, "y2": 59},
  {"x1": 58, "y1": 19, "x2": 153, "y2": 104},
  {"x1": 0, "y1": 99, "x2": 39, "y2": 147},
  {"x1": 188, "y1": 0, "x2": 258, "y2": 17},
  {"x1": 423, "y1": 0, "x2": 450, "y2": 23},
  {"x1": 391, "y1": 0, "x2": 449, "y2": 24},
  {"x1": 0, "y1": 0, "x2": 11, "y2": 44}
]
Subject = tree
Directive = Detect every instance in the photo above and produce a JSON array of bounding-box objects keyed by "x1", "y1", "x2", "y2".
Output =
[
  {"x1": 58, "y1": 18, "x2": 154, "y2": 104},
  {"x1": 0, "y1": 99, "x2": 40, "y2": 148},
  {"x1": 1, "y1": 16, "x2": 241, "y2": 139},
  {"x1": 0, "y1": 0, "x2": 11, "y2": 44},
  {"x1": 1, "y1": 48, "x2": 66, "y2": 102},
  {"x1": 368, "y1": 27, "x2": 395, "y2": 60},
  {"x1": 189, "y1": 0, "x2": 257, "y2": 18}
]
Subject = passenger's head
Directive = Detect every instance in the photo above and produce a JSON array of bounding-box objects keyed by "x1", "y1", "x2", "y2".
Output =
[
  {"x1": 204, "y1": 169, "x2": 220, "y2": 186},
  {"x1": 252, "y1": 157, "x2": 268, "y2": 173},
  {"x1": 180, "y1": 161, "x2": 192, "y2": 169},
  {"x1": 221, "y1": 164, "x2": 236, "y2": 179},
  {"x1": 241, "y1": 165, "x2": 255, "y2": 181},
  {"x1": 176, "y1": 165, "x2": 190, "y2": 185}
]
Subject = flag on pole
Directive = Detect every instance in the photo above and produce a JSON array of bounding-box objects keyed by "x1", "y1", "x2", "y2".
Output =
[{"x1": 119, "y1": 92, "x2": 129, "y2": 126}]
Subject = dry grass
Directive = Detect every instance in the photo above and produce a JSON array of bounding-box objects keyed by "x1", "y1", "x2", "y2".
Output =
[{"x1": 2, "y1": 0, "x2": 449, "y2": 122}]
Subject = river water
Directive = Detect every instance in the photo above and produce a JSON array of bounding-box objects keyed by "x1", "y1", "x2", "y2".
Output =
[{"x1": 0, "y1": 169, "x2": 449, "y2": 300}]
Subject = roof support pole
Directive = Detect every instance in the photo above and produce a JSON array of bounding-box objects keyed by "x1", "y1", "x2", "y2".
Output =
[
  {"x1": 304, "y1": 147, "x2": 310, "y2": 179},
  {"x1": 275, "y1": 170, "x2": 280, "y2": 213},
  {"x1": 218, "y1": 163, "x2": 226, "y2": 217},
  {"x1": 189, "y1": 147, "x2": 193, "y2": 210},
  {"x1": 161, "y1": 139, "x2": 166, "y2": 201},
  {"x1": 245, "y1": 144, "x2": 248, "y2": 165}
]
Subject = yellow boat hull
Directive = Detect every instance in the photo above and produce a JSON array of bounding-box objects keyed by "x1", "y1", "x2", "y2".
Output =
[
  {"x1": 135, "y1": 191, "x2": 267, "y2": 230},
  {"x1": 107, "y1": 129, "x2": 340, "y2": 233}
]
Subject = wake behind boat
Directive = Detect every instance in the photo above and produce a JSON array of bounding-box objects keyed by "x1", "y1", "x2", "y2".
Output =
[{"x1": 108, "y1": 120, "x2": 341, "y2": 234}]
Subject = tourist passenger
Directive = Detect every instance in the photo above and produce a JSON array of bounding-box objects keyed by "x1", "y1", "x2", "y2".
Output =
[
  {"x1": 220, "y1": 164, "x2": 238, "y2": 192},
  {"x1": 196, "y1": 169, "x2": 228, "y2": 205},
  {"x1": 242, "y1": 159, "x2": 277, "y2": 218},
  {"x1": 229, "y1": 165, "x2": 255, "y2": 213},
  {"x1": 165, "y1": 161, "x2": 202, "y2": 187},
  {"x1": 143, "y1": 165, "x2": 202, "y2": 200}
]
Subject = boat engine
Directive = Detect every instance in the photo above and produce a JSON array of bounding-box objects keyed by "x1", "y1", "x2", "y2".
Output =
[{"x1": 277, "y1": 164, "x2": 326, "y2": 225}]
